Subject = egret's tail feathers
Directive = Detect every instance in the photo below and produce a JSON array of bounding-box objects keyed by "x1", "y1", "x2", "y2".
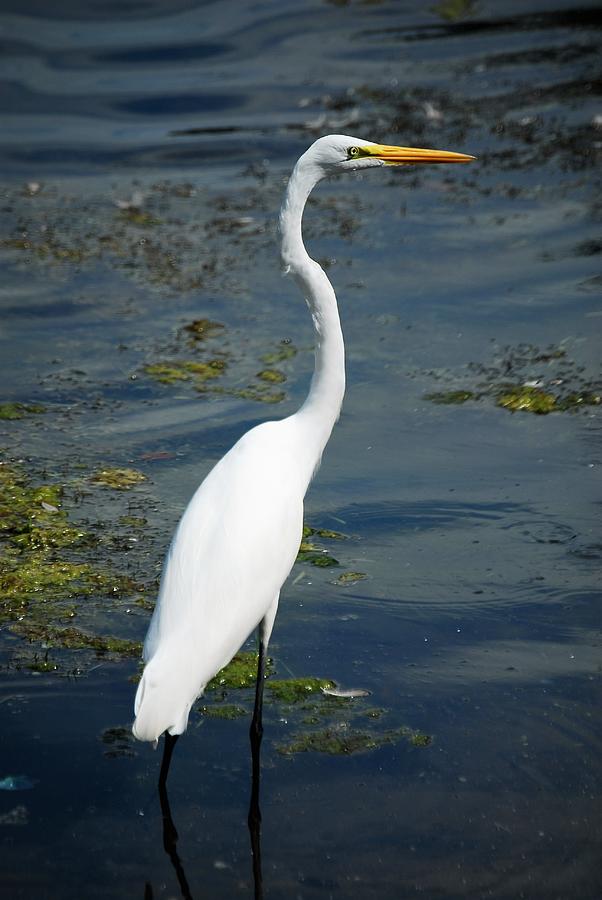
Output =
[{"x1": 132, "y1": 657, "x2": 198, "y2": 743}]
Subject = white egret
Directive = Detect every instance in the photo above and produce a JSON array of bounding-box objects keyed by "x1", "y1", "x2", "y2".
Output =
[{"x1": 132, "y1": 134, "x2": 474, "y2": 776}]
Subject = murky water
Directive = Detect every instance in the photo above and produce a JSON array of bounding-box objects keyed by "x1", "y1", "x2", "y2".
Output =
[{"x1": 1, "y1": 1, "x2": 600, "y2": 898}]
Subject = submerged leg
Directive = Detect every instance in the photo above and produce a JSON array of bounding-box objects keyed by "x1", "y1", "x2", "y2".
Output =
[
  {"x1": 248, "y1": 720, "x2": 264, "y2": 900},
  {"x1": 157, "y1": 733, "x2": 194, "y2": 899}
]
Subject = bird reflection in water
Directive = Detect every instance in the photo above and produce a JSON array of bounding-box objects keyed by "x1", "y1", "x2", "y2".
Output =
[{"x1": 144, "y1": 725, "x2": 264, "y2": 899}]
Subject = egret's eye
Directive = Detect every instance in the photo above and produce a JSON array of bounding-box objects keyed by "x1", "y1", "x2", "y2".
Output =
[{"x1": 347, "y1": 146, "x2": 361, "y2": 159}]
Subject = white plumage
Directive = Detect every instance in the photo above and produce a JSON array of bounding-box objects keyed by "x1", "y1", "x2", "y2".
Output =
[{"x1": 132, "y1": 134, "x2": 473, "y2": 747}]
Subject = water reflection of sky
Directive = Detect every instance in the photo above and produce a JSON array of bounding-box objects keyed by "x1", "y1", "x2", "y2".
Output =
[{"x1": 0, "y1": 1, "x2": 600, "y2": 898}]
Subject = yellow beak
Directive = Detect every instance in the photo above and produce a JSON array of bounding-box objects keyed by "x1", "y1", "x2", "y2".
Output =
[{"x1": 363, "y1": 144, "x2": 475, "y2": 165}]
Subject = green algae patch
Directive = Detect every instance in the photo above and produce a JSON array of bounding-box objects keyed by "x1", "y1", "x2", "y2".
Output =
[
  {"x1": 278, "y1": 728, "x2": 383, "y2": 756},
  {"x1": 425, "y1": 344, "x2": 600, "y2": 417},
  {"x1": 296, "y1": 550, "x2": 339, "y2": 567},
  {"x1": 185, "y1": 360, "x2": 227, "y2": 381},
  {"x1": 200, "y1": 704, "x2": 247, "y2": 720},
  {"x1": 266, "y1": 677, "x2": 335, "y2": 704},
  {"x1": 11, "y1": 622, "x2": 142, "y2": 657},
  {"x1": 260, "y1": 343, "x2": 297, "y2": 365},
  {"x1": 0, "y1": 458, "x2": 143, "y2": 672},
  {"x1": 298, "y1": 540, "x2": 317, "y2": 553},
  {"x1": 277, "y1": 724, "x2": 433, "y2": 756},
  {"x1": 425, "y1": 390, "x2": 475, "y2": 405},
  {"x1": 0, "y1": 462, "x2": 110, "y2": 611},
  {"x1": 0, "y1": 464, "x2": 63, "y2": 537},
  {"x1": 11, "y1": 523, "x2": 95, "y2": 552},
  {"x1": 303, "y1": 525, "x2": 347, "y2": 540},
  {"x1": 407, "y1": 729, "x2": 433, "y2": 748},
  {"x1": 0, "y1": 402, "x2": 46, "y2": 420},
  {"x1": 302, "y1": 525, "x2": 346, "y2": 541},
  {"x1": 298, "y1": 524, "x2": 349, "y2": 567},
  {"x1": 143, "y1": 363, "x2": 190, "y2": 384},
  {"x1": 335, "y1": 571, "x2": 367, "y2": 585},
  {"x1": 0, "y1": 555, "x2": 127, "y2": 605},
  {"x1": 144, "y1": 359, "x2": 226, "y2": 385},
  {"x1": 496, "y1": 385, "x2": 558, "y2": 414},
  {"x1": 91, "y1": 467, "x2": 147, "y2": 490},
  {"x1": 256, "y1": 368, "x2": 286, "y2": 384},
  {"x1": 207, "y1": 650, "x2": 272, "y2": 690}
]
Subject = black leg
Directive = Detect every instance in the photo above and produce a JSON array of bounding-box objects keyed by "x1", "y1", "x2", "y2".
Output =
[
  {"x1": 247, "y1": 629, "x2": 266, "y2": 899},
  {"x1": 159, "y1": 731, "x2": 179, "y2": 789},
  {"x1": 248, "y1": 693, "x2": 264, "y2": 899},
  {"x1": 250, "y1": 634, "x2": 266, "y2": 741}
]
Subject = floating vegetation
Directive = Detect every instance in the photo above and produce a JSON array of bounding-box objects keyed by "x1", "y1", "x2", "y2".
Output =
[
  {"x1": 142, "y1": 363, "x2": 189, "y2": 384},
  {"x1": 303, "y1": 525, "x2": 347, "y2": 540},
  {"x1": 256, "y1": 368, "x2": 286, "y2": 384},
  {"x1": 140, "y1": 317, "x2": 295, "y2": 406},
  {"x1": 194, "y1": 647, "x2": 430, "y2": 758},
  {"x1": 277, "y1": 724, "x2": 432, "y2": 756},
  {"x1": 0, "y1": 402, "x2": 46, "y2": 420},
  {"x1": 297, "y1": 523, "x2": 350, "y2": 568},
  {"x1": 0, "y1": 557, "x2": 107, "y2": 604},
  {"x1": 207, "y1": 651, "x2": 270, "y2": 691},
  {"x1": 296, "y1": 550, "x2": 339, "y2": 567},
  {"x1": 0, "y1": 463, "x2": 62, "y2": 536},
  {"x1": 143, "y1": 359, "x2": 226, "y2": 386},
  {"x1": 408, "y1": 730, "x2": 433, "y2": 748},
  {"x1": 90, "y1": 467, "x2": 147, "y2": 490},
  {"x1": 496, "y1": 385, "x2": 558, "y2": 414},
  {"x1": 261, "y1": 343, "x2": 297, "y2": 365},
  {"x1": 200, "y1": 704, "x2": 247, "y2": 720},
  {"x1": 425, "y1": 344, "x2": 601, "y2": 416},
  {"x1": 0, "y1": 458, "x2": 144, "y2": 671},
  {"x1": 266, "y1": 677, "x2": 335, "y2": 704},
  {"x1": 334, "y1": 571, "x2": 367, "y2": 585},
  {"x1": 497, "y1": 385, "x2": 600, "y2": 414},
  {"x1": 11, "y1": 523, "x2": 94, "y2": 552},
  {"x1": 277, "y1": 727, "x2": 381, "y2": 756},
  {"x1": 12, "y1": 622, "x2": 141, "y2": 656}
]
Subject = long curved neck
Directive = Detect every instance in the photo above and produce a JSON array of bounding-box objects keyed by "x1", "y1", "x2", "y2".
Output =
[{"x1": 279, "y1": 157, "x2": 346, "y2": 459}]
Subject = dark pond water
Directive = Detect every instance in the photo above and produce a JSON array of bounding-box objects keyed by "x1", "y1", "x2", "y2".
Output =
[{"x1": 0, "y1": 1, "x2": 600, "y2": 898}]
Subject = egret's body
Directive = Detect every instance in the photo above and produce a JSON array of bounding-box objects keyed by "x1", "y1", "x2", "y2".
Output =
[{"x1": 133, "y1": 134, "x2": 473, "y2": 750}]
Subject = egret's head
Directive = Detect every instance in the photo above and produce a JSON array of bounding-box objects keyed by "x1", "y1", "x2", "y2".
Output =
[{"x1": 302, "y1": 133, "x2": 475, "y2": 174}]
